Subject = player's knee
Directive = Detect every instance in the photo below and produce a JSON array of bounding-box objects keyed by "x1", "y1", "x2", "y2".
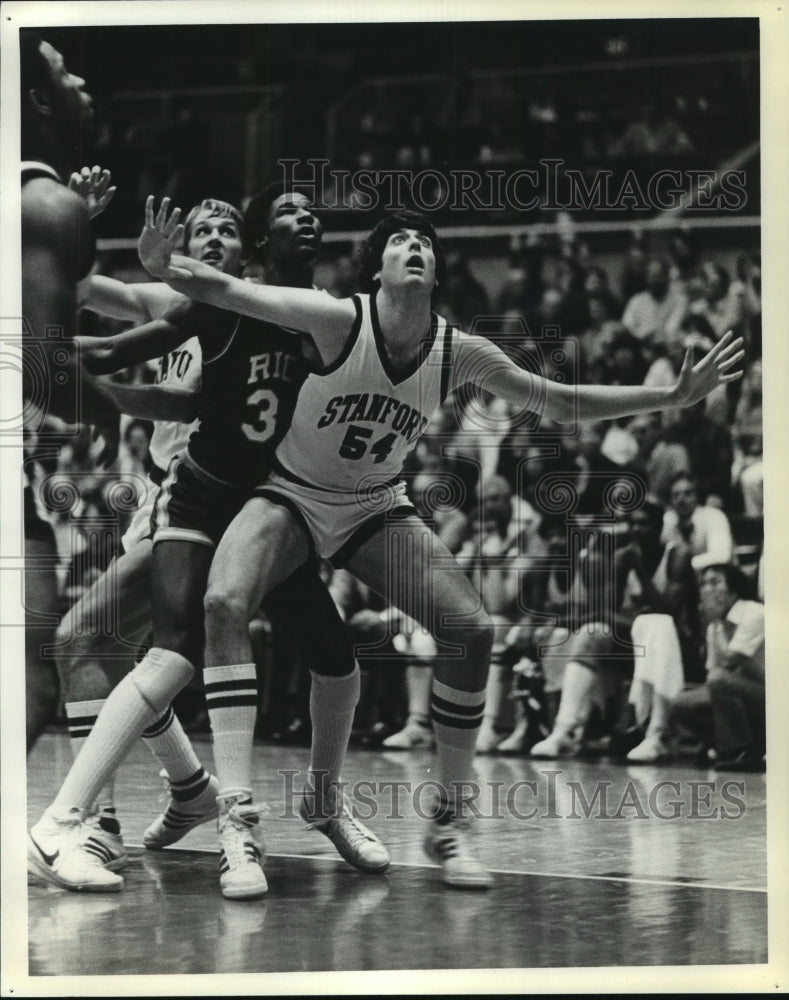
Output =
[
  {"x1": 454, "y1": 609, "x2": 495, "y2": 662},
  {"x1": 204, "y1": 585, "x2": 249, "y2": 632}
]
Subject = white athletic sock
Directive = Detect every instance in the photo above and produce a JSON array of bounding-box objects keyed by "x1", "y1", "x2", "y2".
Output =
[
  {"x1": 307, "y1": 667, "x2": 360, "y2": 813},
  {"x1": 204, "y1": 663, "x2": 258, "y2": 798},
  {"x1": 51, "y1": 648, "x2": 194, "y2": 816},
  {"x1": 430, "y1": 678, "x2": 486, "y2": 805},
  {"x1": 141, "y1": 705, "x2": 205, "y2": 784},
  {"x1": 65, "y1": 699, "x2": 116, "y2": 814}
]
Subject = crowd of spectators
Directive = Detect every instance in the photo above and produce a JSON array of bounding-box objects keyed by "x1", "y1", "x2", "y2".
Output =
[{"x1": 27, "y1": 225, "x2": 766, "y2": 771}]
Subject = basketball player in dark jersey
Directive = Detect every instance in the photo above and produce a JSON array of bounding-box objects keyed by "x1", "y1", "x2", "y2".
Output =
[
  {"x1": 20, "y1": 31, "x2": 121, "y2": 751},
  {"x1": 29, "y1": 187, "x2": 389, "y2": 897}
]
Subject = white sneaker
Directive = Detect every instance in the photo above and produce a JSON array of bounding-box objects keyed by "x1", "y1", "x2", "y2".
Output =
[
  {"x1": 423, "y1": 801, "x2": 492, "y2": 890},
  {"x1": 382, "y1": 721, "x2": 435, "y2": 750},
  {"x1": 144, "y1": 771, "x2": 220, "y2": 849},
  {"x1": 217, "y1": 796, "x2": 267, "y2": 901},
  {"x1": 529, "y1": 730, "x2": 578, "y2": 760},
  {"x1": 28, "y1": 809, "x2": 124, "y2": 892},
  {"x1": 81, "y1": 812, "x2": 129, "y2": 872},
  {"x1": 300, "y1": 789, "x2": 390, "y2": 873},
  {"x1": 627, "y1": 733, "x2": 673, "y2": 764}
]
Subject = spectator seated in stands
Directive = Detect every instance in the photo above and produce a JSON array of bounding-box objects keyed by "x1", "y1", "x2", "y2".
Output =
[
  {"x1": 579, "y1": 293, "x2": 627, "y2": 381},
  {"x1": 621, "y1": 255, "x2": 688, "y2": 351},
  {"x1": 662, "y1": 472, "x2": 733, "y2": 569},
  {"x1": 529, "y1": 499, "x2": 696, "y2": 762},
  {"x1": 689, "y1": 260, "x2": 746, "y2": 342},
  {"x1": 671, "y1": 563, "x2": 765, "y2": 772},
  {"x1": 660, "y1": 399, "x2": 734, "y2": 507}
]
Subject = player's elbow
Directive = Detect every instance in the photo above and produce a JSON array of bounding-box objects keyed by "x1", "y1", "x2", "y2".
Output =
[{"x1": 543, "y1": 391, "x2": 574, "y2": 424}]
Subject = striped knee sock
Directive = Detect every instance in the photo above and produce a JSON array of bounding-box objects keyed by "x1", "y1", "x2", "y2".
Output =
[
  {"x1": 431, "y1": 678, "x2": 486, "y2": 805},
  {"x1": 51, "y1": 648, "x2": 194, "y2": 816},
  {"x1": 142, "y1": 705, "x2": 207, "y2": 784},
  {"x1": 307, "y1": 667, "x2": 360, "y2": 812},
  {"x1": 204, "y1": 663, "x2": 258, "y2": 798},
  {"x1": 64, "y1": 699, "x2": 116, "y2": 814}
]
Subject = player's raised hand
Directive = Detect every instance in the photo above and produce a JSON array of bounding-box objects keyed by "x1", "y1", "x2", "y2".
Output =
[
  {"x1": 68, "y1": 165, "x2": 117, "y2": 220},
  {"x1": 672, "y1": 330, "x2": 745, "y2": 408},
  {"x1": 137, "y1": 196, "x2": 189, "y2": 280}
]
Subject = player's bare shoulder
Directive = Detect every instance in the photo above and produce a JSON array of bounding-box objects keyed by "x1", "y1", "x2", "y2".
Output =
[{"x1": 22, "y1": 177, "x2": 89, "y2": 251}]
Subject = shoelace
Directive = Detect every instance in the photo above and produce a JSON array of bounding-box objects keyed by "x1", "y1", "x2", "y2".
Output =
[
  {"x1": 220, "y1": 809, "x2": 262, "y2": 866},
  {"x1": 335, "y1": 802, "x2": 376, "y2": 846},
  {"x1": 304, "y1": 795, "x2": 373, "y2": 844}
]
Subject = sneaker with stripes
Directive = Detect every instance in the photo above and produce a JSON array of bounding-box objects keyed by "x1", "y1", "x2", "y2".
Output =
[
  {"x1": 80, "y1": 810, "x2": 129, "y2": 871},
  {"x1": 423, "y1": 796, "x2": 492, "y2": 890},
  {"x1": 28, "y1": 809, "x2": 124, "y2": 892},
  {"x1": 217, "y1": 795, "x2": 267, "y2": 900},
  {"x1": 144, "y1": 769, "x2": 220, "y2": 850}
]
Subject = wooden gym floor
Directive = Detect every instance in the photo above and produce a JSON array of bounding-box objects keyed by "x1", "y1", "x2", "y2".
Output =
[{"x1": 22, "y1": 731, "x2": 768, "y2": 985}]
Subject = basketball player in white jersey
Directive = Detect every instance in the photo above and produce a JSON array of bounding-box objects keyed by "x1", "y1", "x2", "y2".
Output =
[
  {"x1": 137, "y1": 201, "x2": 744, "y2": 889},
  {"x1": 46, "y1": 195, "x2": 248, "y2": 877}
]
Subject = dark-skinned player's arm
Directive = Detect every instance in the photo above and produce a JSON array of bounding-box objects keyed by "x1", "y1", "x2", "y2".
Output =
[
  {"x1": 22, "y1": 180, "x2": 120, "y2": 464},
  {"x1": 76, "y1": 297, "x2": 214, "y2": 422},
  {"x1": 92, "y1": 379, "x2": 199, "y2": 423}
]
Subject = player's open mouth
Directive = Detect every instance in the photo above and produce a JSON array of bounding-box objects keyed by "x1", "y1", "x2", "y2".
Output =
[
  {"x1": 202, "y1": 251, "x2": 223, "y2": 263},
  {"x1": 406, "y1": 255, "x2": 424, "y2": 271}
]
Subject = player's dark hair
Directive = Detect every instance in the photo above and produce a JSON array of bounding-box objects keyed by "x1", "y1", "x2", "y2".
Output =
[
  {"x1": 20, "y1": 30, "x2": 50, "y2": 104},
  {"x1": 182, "y1": 199, "x2": 243, "y2": 250},
  {"x1": 242, "y1": 179, "x2": 317, "y2": 261},
  {"x1": 357, "y1": 211, "x2": 447, "y2": 294}
]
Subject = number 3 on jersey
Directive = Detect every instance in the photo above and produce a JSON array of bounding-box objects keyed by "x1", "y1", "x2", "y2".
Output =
[
  {"x1": 242, "y1": 387, "x2": 278, "y2": 443},
  {"x1": 339, "y1": 424, "x2": 397, "y2": 463}
]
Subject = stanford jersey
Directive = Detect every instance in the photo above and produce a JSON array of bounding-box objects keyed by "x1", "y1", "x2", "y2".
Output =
[
  {"x1": 187, "y1": 313, "x2": 309, "y2": 489},
  {"x1": 274, "y1": 292, "x2": 453, "y2": 493}
]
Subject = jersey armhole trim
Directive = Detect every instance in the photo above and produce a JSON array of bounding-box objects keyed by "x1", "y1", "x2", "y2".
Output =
[
  {"x1": 201, "y1": 315, "x2": 242, "y2": 365},
  {"x1": 440, "y1": 325, "x2": 455, "y2": 403},
  {"x1": 311, "y1": 294, "x2": 363, "y2": 377}
]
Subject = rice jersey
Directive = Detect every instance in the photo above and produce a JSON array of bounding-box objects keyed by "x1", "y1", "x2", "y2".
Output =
[
  {"x1": 187, "y1": 313, "x2": 310, "y2": 489},
  {"x1": 274, "y1": 292, "x2": 454, "y2": 493}
]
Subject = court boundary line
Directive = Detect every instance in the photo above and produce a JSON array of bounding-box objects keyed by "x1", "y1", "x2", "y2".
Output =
[{"x1": 126, "y1": 843, "x2": 767, "y2": 894}]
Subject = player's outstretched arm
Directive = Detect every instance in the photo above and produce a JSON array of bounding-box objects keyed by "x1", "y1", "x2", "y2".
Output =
[
  {"x1": 453, "y1": 330, "x2": 744, "y2": 424},
  {"x1": 83, "y1": 275, "x2": 181, "y2": 324},
  {"x1": 137, "y1": 196, "x2": 356, "y2": 351},
  {"x1": 93, "y1": 379, "x2": 199, "y2": 422},
  {"x1": 76, "y1": 317, "x2": 189, "y2": 374}
]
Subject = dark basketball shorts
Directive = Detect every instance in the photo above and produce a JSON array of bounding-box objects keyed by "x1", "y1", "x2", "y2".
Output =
[{"x1": 150, "y1": 453, "x2": 247, "y2": 549}]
